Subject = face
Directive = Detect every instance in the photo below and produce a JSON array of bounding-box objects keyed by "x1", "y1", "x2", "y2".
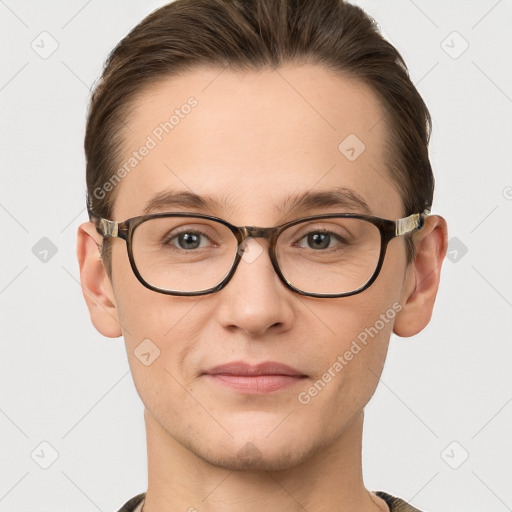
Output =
[{"x1": 101, "y1": 64, "x2": 413, "y2": 470}]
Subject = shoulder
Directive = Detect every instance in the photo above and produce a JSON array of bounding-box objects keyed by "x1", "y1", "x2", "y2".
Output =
[
  {"x1": 116, "y1": 492, "x2": 146, "y2": 512},
  {"x1": 375, "y1": 491, "x2": 425, "y2": 512}
]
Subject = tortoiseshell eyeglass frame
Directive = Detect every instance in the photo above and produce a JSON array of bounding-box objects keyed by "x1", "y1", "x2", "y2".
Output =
[{"x1": 88, "y1": 207, "x2": 430, "y2": 298}]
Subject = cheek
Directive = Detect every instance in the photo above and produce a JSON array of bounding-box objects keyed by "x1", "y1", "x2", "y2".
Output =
[
  {"x1": 111, "y1": 243, "x2": 178, "y2": 339},
  {"x1": 295, "y1": 248, "x2": 404, "y2": 412},
  {"x1": 292, "y1": 302, "x2": 395, "y2": 443},
  {"x1": 112, "y1": 288, "x2": 205, "y2": 425},
  {"x1": 109, "y1": 247, "x2": 202, "y2": 384}
]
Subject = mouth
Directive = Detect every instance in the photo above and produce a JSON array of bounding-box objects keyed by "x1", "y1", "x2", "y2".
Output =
[{"x1": 203, "y1": 361, "x2": 308, "y2": 394}]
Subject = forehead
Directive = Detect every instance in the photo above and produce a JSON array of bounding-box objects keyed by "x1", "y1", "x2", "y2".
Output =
[{"x1": 112, "y1": 64, "x2": 402, "y2": 222}]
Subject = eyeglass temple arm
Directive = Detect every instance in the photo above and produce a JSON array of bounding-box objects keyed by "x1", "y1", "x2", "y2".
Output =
[
  {"x1": 97, "y1": 218, "x2": 119, "y2": 237},
  {"x1": 87, "y1": 207, "x2": 119, "y2": 238},
  {"x1": 395, "y1": 208, "x2": 431, "y2": 236}
]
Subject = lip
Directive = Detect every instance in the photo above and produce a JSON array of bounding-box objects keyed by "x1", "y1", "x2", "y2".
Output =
[
  {"x1": 205, "y1": 361, "x2": 305, "y2": 377},
  {"x1": 203, "y1": 361, "x2": 307, "y2": 394}
]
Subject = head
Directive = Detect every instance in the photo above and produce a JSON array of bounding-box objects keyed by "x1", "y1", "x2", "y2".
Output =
[{"x1": 77, "y1": 0, "x2": 447, "y2": 471}]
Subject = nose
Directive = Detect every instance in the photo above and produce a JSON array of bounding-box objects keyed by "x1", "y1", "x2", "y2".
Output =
[{"x1": 215, "y1": 237, "x2": 295, "y2": 337}]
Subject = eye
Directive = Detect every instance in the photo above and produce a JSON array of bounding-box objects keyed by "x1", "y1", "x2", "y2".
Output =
[
  {"x1": 165, "y1": 230, "x2": 213, "y2": 250},
  {"x1": 296, "y1": 230, "x2": 348, "y2": 250}
]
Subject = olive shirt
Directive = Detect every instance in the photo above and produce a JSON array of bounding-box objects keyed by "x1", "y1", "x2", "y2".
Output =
[{"x1": 117, "y1": 491, "x2": 423, "y2": 511}]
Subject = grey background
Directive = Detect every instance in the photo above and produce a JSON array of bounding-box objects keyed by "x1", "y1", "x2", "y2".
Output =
[{"x1": 1, "y1": 1, "x2": 511, "y2": 511}]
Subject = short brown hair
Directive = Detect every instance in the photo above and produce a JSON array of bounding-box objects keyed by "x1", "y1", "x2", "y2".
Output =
[{"x1": 85, "y1": 0, "x2": 434, "y2": 277}]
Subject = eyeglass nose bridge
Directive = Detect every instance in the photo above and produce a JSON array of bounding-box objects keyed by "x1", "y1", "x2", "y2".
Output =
[
  {"x1": 239, "y1": 225, "x2": 279, "y2": 241},
  {"x1": 236, "y1": 226, "x2": 283, "y2": 260},
  {"x1": 230, "y1": 225, "x2": 288, "y2": 291}
]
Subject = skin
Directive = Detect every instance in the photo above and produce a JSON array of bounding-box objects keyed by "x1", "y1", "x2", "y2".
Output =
[{"x1": 77, "y1": 64, "x2": 448, "y2": 512}]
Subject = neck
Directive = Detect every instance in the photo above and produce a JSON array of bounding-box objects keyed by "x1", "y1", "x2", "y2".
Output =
[{"x1": 141, "y1": 409, "x2": 388, "y2": 512}]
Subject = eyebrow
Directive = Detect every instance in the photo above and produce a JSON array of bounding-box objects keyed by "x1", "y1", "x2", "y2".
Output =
[{"x1": 143, "y1": 186, "x2": 371, "y2": 216}]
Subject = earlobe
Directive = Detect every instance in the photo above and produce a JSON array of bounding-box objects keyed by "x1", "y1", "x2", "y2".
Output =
[
  {"x1": 393, "y1": 215, "x2": 448, "y2": 338},
  {"x1": 76, "y1": 221, "x2": 122, "y2": 338}
]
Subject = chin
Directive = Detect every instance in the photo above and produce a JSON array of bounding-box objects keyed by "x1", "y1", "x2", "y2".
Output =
[
  {"x1": 182, "y1": 420, "x2": 324, "y2": 473},
  {"x1": 197, "y1": 440, "x2": 312, "y2": 472}
]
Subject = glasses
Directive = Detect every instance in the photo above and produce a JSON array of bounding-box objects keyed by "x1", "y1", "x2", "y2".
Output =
[{"x1": 89, "y1": 209, "x2": 429, "y2": 298}]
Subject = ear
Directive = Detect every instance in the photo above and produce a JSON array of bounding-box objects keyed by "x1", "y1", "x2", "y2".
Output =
[
  {"x1": 393, "y1": 214, "x2": 448, "y2": 337},
  {"x1": 76, "y1": 221, "x2": 122, "y2": 338}
]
